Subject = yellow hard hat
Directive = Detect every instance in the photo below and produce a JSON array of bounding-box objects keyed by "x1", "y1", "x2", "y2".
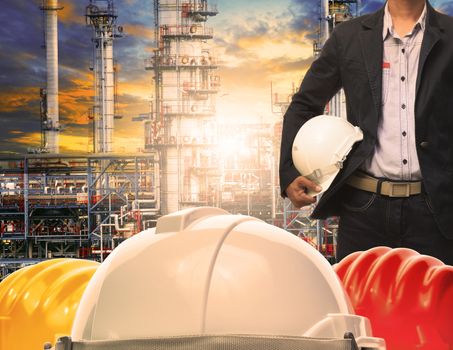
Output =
[{"x1": 0, "y1": 258, "x2": 99, "y2": 350}]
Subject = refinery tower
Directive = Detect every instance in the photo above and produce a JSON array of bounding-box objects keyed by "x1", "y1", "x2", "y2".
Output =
[
  {"x1": 86, "y1": 0, "x2": 122, "y2": 153},
  {"x1": 40, "y1": 0, "x2": 63, "y2": 153},
  {"x1": 146, "y1": 0, "x2": 220, "y2": 214}
]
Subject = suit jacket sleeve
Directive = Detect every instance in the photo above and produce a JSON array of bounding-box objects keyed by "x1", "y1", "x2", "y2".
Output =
[{"x1": 279, "y1": 30, "x2": 343, "y2": 196}]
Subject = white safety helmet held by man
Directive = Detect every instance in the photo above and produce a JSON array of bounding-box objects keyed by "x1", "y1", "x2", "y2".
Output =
[
  {"x1": 53, "y1": 207, "x2": 384, "y2": 350},
  {"x1": 292, "y1": 115, "x2": 363, "y2": 196}
]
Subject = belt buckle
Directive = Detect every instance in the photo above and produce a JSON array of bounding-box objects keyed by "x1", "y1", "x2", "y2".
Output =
[{"x1": 389, "y1": 182, "x2": 411, "y2": 197}]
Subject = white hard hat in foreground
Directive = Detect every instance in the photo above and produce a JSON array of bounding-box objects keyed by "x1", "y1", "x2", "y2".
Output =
[
  {"x1": 55, "y1": 207, "x2": 384, "y2": 349},
  {"x1": 292, "y1": 115, "x2": 363, "y2": 196}
]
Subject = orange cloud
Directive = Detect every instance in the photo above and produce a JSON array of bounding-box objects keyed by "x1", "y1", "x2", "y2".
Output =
[
  {"x1": 59, "y1": 1, "x2": 85, "y2": 25},
  {"x1": 7, "y1": 128, "x2": 143, "y2": 154},
  {"x1": 59, "y1": 134, "x2": 90, "y2": 153},
  {"x1": 12, "y1": 132, "x2": 41, "y2": 148},
  {"x1": 0, "y1": 87, "x2": 39, "y2": 113},
  {"x1": 234, "y1": 30, "x2": 313, "y2": 61},
  {"x1": 59, "y1": 74, "x2": 93, "y2": 125},
  {"x1": 236, "y1": 35, "x2": 268, "y2": 49},
  {"x1": 124, "y1": 24, "x2": 154, "y2": 39},
  {"x1": 117, "y1": 79, "x2": 152, "y2": 100},
  {"x1": 57, "y1": 129, "x2": 144, "y2": 153}
]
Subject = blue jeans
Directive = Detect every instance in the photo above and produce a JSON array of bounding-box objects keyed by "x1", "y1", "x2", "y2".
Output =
[{"x1": 336, "y1": 185, "x2": 453, "y2": 265}]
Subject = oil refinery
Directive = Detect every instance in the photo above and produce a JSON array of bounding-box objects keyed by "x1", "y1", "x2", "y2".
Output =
[
  {"x1": 0, "y1": 0, "x2": 359, "y2": 276},
  {"x1": 2, "y1": 1, "x2": 453, "y2": 349}
]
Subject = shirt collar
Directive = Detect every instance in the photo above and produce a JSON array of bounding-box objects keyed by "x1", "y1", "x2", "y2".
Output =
[{"x1": 382, "y1": 1, "x2": 427, "y2": 40}]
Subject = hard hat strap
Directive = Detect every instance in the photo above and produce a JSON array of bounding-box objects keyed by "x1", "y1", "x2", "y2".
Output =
[
  {"x1": 305, "y1": 161, "x2": 343, "y2": 182},
  {"x1": 53, "y1": 334, "x2": 359, "y2": 350}
]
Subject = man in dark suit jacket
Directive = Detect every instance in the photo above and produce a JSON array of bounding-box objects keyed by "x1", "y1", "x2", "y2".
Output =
[{"x1": 279, "y1": 0, "x2": 453, "y2": 264}]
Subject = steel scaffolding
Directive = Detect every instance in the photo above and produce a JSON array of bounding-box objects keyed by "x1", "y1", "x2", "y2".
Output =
[{"x1": 0, "y1": 153, "x2": 157, "y2": 266}]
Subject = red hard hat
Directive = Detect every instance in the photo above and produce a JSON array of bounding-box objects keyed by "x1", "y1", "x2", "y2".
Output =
[{"x1": 334, "y1": 247, "x2": 453, "y2": 350}]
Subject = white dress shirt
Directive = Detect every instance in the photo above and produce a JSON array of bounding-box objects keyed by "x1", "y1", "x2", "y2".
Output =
[{"x1": 362, "y1": 3, "x2": 426, "y2": 180}]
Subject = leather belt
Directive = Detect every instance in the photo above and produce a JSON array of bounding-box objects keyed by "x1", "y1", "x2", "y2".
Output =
[{"x1": 346, "y1": 172, "x2": 422, "y2": 197}]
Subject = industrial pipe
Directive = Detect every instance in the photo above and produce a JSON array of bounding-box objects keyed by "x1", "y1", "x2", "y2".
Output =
[{"x1": 42, "y1": 0, "x2": 61, "y2": 153}]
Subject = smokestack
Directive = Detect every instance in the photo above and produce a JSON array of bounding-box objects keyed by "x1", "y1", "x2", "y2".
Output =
[{"x1": 41, "y1": 0, "x2": 62, "y2": 153}]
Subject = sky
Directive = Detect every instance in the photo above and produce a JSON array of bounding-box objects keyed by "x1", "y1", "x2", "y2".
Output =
[{"x1": 0, "y1": 0, "x2": 452, "y2": 154}]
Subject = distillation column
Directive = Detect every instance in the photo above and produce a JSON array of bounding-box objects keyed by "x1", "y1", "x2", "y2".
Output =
[
  {"x1": 40, "y1": 0, "x2": 62, "y2": 153},
  {"x1": 321, "y1": 0, "x2": 359, "y2": 118},
  {"x1": 147, "y1": 0, "x2": 219, "y2": 214},
  {"x1": 86, "y1": 0, "x2": 121, "y2": 153}
]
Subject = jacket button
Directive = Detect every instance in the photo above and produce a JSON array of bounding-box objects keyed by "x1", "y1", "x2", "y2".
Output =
[{"x1": 420, "y1": 141, "x2": 429, "y2": 148}]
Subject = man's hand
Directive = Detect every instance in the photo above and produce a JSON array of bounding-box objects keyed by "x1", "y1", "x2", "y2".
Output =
[{"x1": 286, "y1": 176, "x2": 322, "y2": 208}]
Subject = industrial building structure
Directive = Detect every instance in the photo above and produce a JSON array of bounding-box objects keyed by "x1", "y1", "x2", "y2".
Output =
[
  {"x1": 1, "y1": 0, "x2": 275, "y2": 277},
  {"x1": 143, "y1": 0, "x2": 220, "y2": 214},
  {"x1": 1, "y1": 0, "x2": 158, "y2": 278},
  {"x1": 1, "y1": 0, "x2": 361, "y2": 278},
  {"x1": 86, "y1": 0, "x2": 123, "y2": 153},
  {"x1": 0, "y1": 153, "x2": 157, "y2": 270},
  {"x1": 216, "y1": 122, "x2": 277, "y2": 222},
  {"x1": 140, "y1": 0, "x2": 279, "y2": 221}
]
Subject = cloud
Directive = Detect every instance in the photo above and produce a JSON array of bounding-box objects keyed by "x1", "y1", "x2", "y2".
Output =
[
  {"x1": 115, "y1": 1, "x2": 153, "y2": 26},
  {"x1": 287, "y1": 0, "x2": 320, "y2": 39},
  {"x1": 57, "y1": 123, "x2": 144, "y2": 153},
  {"x1": 360, "y1": 0, "x2": 385, "y2": 14},
  {"x1": 59, "y1": 79, "x2": 92, "y2": 125},
  {"x1": 123, "y1": 24, "x2": 154, "y2": 40},
  {"x1": 434, "y1": 0, "x2": 453, "y2": 14},
  {"x1": 9, "y1": 132, "x2": 41, "y2": 149},
  {"x1": 0, "y1": 0, "x2": 314, "y2": 152},
  {"x1": 0, "y1": 87, "x2": 40, "y2": 113},
  {"x1": 0, "y1": 2, "x2": 46, "y2": 91},
  {"x1": 213, "y1": 10, "x2": 314, "y2": 73},
  {"x1": 0, "y1": 52, "x2": 45, "y2": 89},
  {"x1": 9, "y1": 0, "x2": 452, "y2": 155},
  {"x1": 0, "y1": 108, "x2": 41, "y2": 153},
  {"x1": 220, "y1": 54, "x2": 311, "y2": 86},
  {"x1": 59, "y1": 1, "x2": 86, "y2": 25},
  {"x1": 57, "y1": 133, "x2": 90, "y2": 153},
  {"x1": 115, "y1": 92, "x2": 150, "y2": 115}
]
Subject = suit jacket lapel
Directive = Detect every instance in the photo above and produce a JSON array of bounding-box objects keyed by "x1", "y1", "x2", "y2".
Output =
[
  {"x1": 416, "y1": 2, "x2": 442, "y2": 98},
  {"x1": 359, "y1": 9, "x2": 385, "y2": 123}
]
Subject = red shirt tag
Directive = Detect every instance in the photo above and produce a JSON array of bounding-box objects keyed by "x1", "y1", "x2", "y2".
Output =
[{"x1": 382, "y1": 62, "x2": 390, "y2": 69}]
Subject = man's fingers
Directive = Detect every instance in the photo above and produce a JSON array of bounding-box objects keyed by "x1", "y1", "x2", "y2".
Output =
[
  {"x1": 294, "y1": 192, "x2": 316, "y2": 206},
  {"x1": 295, "y1": 176, "x2": 322, "y2": 193},
  {"x1": 285, "y1": 176, "x2": 321, "y2": 208},
  {"x1": 287, "y1": 187, "x2": 316, "y2": 208}
]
